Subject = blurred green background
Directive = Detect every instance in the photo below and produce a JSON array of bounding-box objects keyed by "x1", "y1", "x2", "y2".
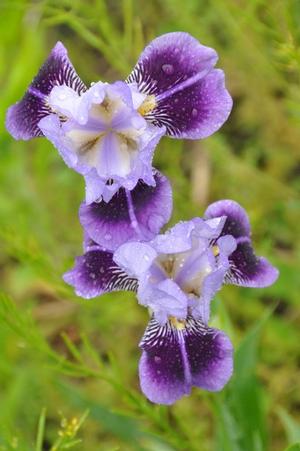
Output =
[{"x1": 0, "y1": 0, "x2": 300, "y2": 450}]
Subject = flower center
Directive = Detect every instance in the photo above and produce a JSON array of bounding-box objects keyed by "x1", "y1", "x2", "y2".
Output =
[
  {"x1": 153, "y1": 245, "x2": 216, "y2": 298},
  {"x1": 65, "y1": 93, "x2": 145, "y2": 178}
]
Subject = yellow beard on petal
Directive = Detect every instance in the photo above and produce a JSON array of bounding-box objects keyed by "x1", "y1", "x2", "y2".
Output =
[{"x1": 138, "y1": 95, "x2": 156, "y2": 116}]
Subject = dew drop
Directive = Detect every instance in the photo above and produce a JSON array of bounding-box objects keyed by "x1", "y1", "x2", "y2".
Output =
[
  {"x1": 192, "y1": 108, "x2": 198, "y2": 117},
  {"x1": 131, "y1": 220, "x2": 138, "y2": 228},
  {"x1": 58, "y1": 93, "x2": 66, "y2": 100},
  {"x1": 104, "y1": 233, "x2": 112, "y2": 241},
  {"x1": 144, "y1": 254, "x2": 150, "y2": 261},
  {"x1": 100, "y1": 267, "x2": 105, "y2": 274},
  {"x1": 154, "y1": 356, "x2": 161, "y2": 363},
  {"x1": 162, "y1": 64, "x2": 174, "y2": 75}
]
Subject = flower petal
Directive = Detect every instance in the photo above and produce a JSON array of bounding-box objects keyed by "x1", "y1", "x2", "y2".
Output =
[
  {"x1": 6, "y1": 42, "x2": 86, "y2": 140},
  {"x1": 139, "y1": 316, "x2": 189, "y2": 405},
  {"x1": 127, "y1": 32, "x2": 217, "y2": 97},
  {"x1": 204, "y1": 200, "x2": 279, "y2": 287},
  {"x1": 63, "y1": 248, "x2": 137, "y2": 299},
  {"x1": 127, "y1": 32, "x2": 232, "y2": 138},
  {"x1": 204, "y1": 199, "x2": 250, "y2": 238},
  {"x1": 139, "y1": 315, "x2": 233, "y2": 404},
  {"x1": 149, "y1": 69, "x2": 232, "y2": 139},
  {"x1": 79, "y1": 171, "x2": 172, "y2": 251},
  {"x1": 226, "y1": 242, "x2": 279, "y2": 288}
]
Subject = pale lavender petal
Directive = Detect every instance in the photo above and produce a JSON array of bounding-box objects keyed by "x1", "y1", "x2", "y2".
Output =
[
  {"x1": 79, "y1": 171, "x2": 172, "y2": 251},
  {"x1": 6, "y1": 42, "x2": 86, "y2": 140},
  {"x1": 138, "y1": 278, "x2": 188, "y2": 325},
  {"x1": 63, "y1": 249, "x2": 137, "y2": 299},
  {"x1": 113, "y1": 242, "x2": 157, "y2": 278}
]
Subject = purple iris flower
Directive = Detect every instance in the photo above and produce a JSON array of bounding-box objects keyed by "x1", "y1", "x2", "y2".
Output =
[
  {"x1": 64, "y1": 199, "x2": 278, "y2": 405},
  {"x1": 6, "y1": 32, "x2": 232, "y2": 204}
]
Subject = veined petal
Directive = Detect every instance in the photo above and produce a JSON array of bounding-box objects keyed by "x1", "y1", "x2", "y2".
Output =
[
  {"x1": 127, "y1": 32, "x2": 217, "y2": 98},
  {"x1": 127, "y1": 32, "x2": 232, "y2": 138},
  {"x1": 226, "y1": 242, "x2": 279, "y2": 288},
  {"x1": 205, "y1": 199, "x2": 279, "y2": 287},
  {"x1": 139, "y1": 315, "x2": 233, "y2": 405},
  {"x1": 6, "y1": 42, "x2": 86, "y2": 140},
  {"x1": 79, "y1": 171, "x2": 172, "y2": 251},
  {"x1": 63, "y1": 248, "x2": 137, "y2": 299}
]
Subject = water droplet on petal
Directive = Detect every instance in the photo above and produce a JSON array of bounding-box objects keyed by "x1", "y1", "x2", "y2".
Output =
[
  {"x1": 144, "y1": 254, "x2": 150, "y2": 261},
  {"x1": 192, "y1": 108, "x2": 198, "y2": 117},
  {"x1": 100, "y1": 267, "x2": 105, "y2": 274},
  {"x1": 58, "y1": 93, "x2": 66, "y2": 100},
  {"x1": 154, "y1": 356, "x2": 161, "y2": 363},
  {"x1": 162, "y1": 64, "x2": 174, "y2": 75},
  {"x1": 104, "y1": 233, "x2": 112, "y2": 241}
]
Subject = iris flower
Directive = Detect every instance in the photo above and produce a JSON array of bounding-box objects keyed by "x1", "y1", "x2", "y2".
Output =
[
  {"x1": 6, "y1": 32, "x2": 232, "y2": 204},
  {"x1": 64, "y1": 199, "x2": 278, "y2": 404}
]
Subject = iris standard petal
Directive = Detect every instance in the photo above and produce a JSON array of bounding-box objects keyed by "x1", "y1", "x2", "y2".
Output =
[
  {"x1": 79, "y1": 171, "x2": 172, "y2": 251},
  {"x1": 6, "y1": 42, "x2": 86, "y2": 140},
  {"x1": 139, "y1": 315, "x2": 233, "y2": 405},
  {"x1": 127, "y1": 32, "x2": 232, "y2": 138},
  {"x1": 204, "y1": 199, "x2": 279, "y2": 287},
  {"x1": 63, "y1": 248, "x2": 137, "y2": 299}
]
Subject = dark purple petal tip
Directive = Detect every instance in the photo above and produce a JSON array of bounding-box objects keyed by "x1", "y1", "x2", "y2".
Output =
[
  {"x1": 226, "y1": 243, "x2": 279, "y2": 288},
  {"x1": 205, "y1": 200, "x2": 279, "y2": 288},
  {"x1": 79, "y1": 171, "x2": 172, "y2": 251},
  {"x1": 139, "y1": 316, "x2": 233, "y2": 405},
  {"x1": 205, "y1": 199, "x2": 250, "y2": 238},
  {"x1": 63, "y1": 249, "x2": 137, "y2": 299},
  {"x1": 6, "y1": 41, "x2": 86, "y2": 140}
]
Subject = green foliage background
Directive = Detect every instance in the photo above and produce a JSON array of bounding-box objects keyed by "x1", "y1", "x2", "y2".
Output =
[{"x1": 0, "y1": 0, "x2": 300, "y2": 449}]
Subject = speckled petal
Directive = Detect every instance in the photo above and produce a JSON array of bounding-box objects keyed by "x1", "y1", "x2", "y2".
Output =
[
  {"x1": 185, "y1": 317, "x2": 233, "y2": 391},
  {"x1": 139, "y1": 316, "x2": 189, "y2": 405},
  {"x1": 139, "y1": 315, "x2": 233, "y2": 405},
  {"x1": 6, "y1": 42, "x2": 86, "y2": 140},
  {"x1": 79, "y1": 171, "x2": 172, "y2": 251},
  {"x1": 63, "y1": 248, "x2": 137, "y2": 299},
  {"x1": 127, "y1": 32, "x2": 232, "y2": 138}
]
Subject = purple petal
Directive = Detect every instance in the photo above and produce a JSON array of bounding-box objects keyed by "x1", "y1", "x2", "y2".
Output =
[
  {"x1": 63, "y1": 248, "x2": 137, "y2": 299},
  {"x1": 128, "y1": 32, "x2": 217, "y2": 98},
  {"x1": 185, "y1": 317, "x2": 233, "y2": 391},
  {"x1": 204, "y1": 199, "x2": 250, "y2": 238},
  {"x1": 139, "y1": 316, "x2": 189, "y2": 405},
  {"x1": 79, "y1": 171, "x2": 172, "y2": 251},
  {"x1": 139, "y1": 315, "x2": 233, "y2": 405},
  {"x1": 205, "y1": 200, "x2": 279, "y2": 288},
  {"x1": 150, "y1": 69, "x2": 232, "y2": 139},
  {"x1": 127, "y1": 32, "x2": 232, "y2": 138},
  {"x1": 226, "y1": 241, "x2": 279, "y2": 288},
  {"x1": 6, "y1": 42, "x2": 86, "y2": 140}
]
